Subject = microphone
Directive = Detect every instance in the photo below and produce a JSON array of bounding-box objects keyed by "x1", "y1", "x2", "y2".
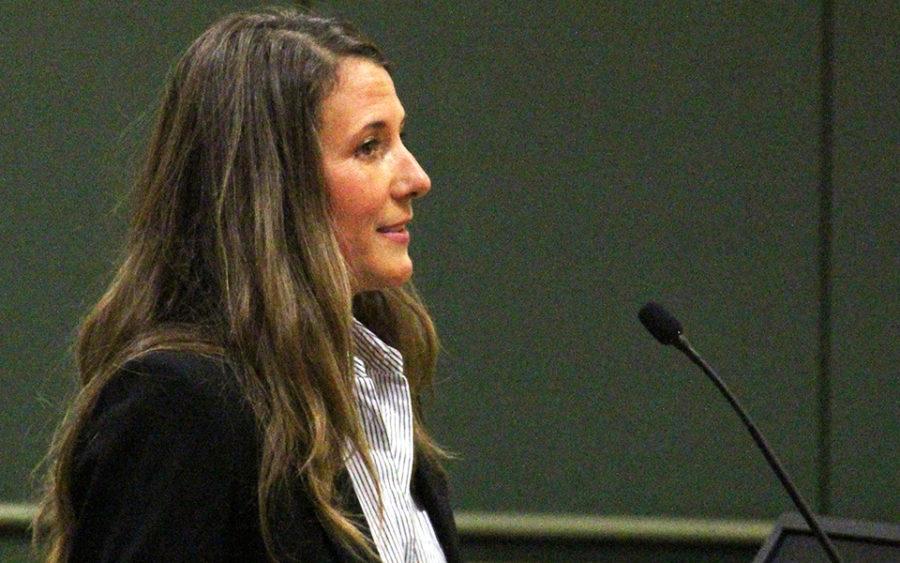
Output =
[{"x1": 638, "y1": 301, "x2": 842, "y2": 563}]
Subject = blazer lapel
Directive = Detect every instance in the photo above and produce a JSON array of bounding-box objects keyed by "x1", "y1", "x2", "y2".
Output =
[
  {"x1": 276, "y1": 470, "x2": 375, "y2": 562},
  {"x1": 322, "y1": 458, "x2": 462, "y2": 562},
  {"x1": 411, "y1": 455, "x2": 462, "y2": 562}
]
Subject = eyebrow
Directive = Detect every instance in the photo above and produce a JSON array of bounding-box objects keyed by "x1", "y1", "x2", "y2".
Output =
[{"x1": 359, "y1": 116, "x2": 407, "y2": 133}]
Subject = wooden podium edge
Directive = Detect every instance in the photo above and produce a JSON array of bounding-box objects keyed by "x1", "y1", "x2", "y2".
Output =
[{"x1": 1, "y1": 502, "x2": 771, "y2": 545}]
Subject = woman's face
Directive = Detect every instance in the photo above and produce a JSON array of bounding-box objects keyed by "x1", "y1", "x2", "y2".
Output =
[{"x1": 319, "y1": 57, "x2": 431, "y2": 293}]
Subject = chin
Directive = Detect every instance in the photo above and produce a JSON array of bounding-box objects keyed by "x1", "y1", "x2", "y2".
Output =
[
  {"x1": 354, "y1": 263, "x2": 413, "y2": 293},
  {"x1": 379, "y1": 269, "x2": 414, "y2": 289}
]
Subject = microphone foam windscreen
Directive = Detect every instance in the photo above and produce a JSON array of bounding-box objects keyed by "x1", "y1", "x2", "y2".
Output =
[{"x1": 638, "y1": 302, "x2": 683, "y2": 345}]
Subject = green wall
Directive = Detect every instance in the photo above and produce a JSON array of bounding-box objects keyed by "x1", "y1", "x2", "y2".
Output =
[
  {"x1": 830, "y1": 0, "x2": 898, "y2": 520},
  {"x1": 317, "y1": 0, "x2": 897, "y2": 523},
  {"x1": 2, "y1": 0, "x2": 896, "y2": 558},
  {"x1": 2, "y1": 0, "x2": 270, "y2": 502}
]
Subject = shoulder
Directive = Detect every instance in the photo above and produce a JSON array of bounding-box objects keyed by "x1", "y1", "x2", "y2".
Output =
[
  {"x1": 92, "y1": 350, "x2": 249, "y2": 425},
  {"x1": 76, "y1": 350, "x2": 258, "y2": 475},
  {"x1": 69, "y1": 351, "x2": 266, "y2": 560},
  {"x1": 111, "y1": 349, "x2": 240, "y2": 397}
]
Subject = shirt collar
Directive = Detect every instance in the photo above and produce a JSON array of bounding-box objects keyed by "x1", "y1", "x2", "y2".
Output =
[{"x1": 351, "y1": 318, "x2": 405, "y2": 379}]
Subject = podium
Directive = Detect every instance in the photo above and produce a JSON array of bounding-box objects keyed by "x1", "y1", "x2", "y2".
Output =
[{"x1": 754, "y1": 512, "x2": 900, "y2": 562}]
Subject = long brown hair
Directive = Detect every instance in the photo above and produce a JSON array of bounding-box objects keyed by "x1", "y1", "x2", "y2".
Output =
[{"x1": 34, "y1": 8, "x2": 445, "y2": 561}]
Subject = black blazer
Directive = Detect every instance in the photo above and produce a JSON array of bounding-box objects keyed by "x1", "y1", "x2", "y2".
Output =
[{"x1": 69, "y1": 351, "x2": 461, "y2": 562}]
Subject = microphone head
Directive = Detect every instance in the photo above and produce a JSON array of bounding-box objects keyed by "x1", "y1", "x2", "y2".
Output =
[{"x1": 638, "y1": 301, "x2": 683, "y2": 345}]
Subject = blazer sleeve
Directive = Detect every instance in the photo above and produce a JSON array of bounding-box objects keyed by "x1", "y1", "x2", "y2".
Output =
[{"x1": 68, "y1": 354, "x2": 263, "y2": 562}]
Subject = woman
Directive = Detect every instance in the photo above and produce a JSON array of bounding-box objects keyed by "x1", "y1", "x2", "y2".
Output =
[{"x1": 35, "y1": 8, "x2": 459, "y2": 562}]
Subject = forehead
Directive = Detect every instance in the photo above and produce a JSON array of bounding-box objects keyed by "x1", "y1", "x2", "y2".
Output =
[{"x1": 319, "y1": 57, "x2": 402, "y2": 135}]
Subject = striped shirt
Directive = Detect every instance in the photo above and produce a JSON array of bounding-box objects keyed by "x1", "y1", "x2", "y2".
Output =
[{"x1": 346, "y1": 319, "x2": 446, "y2": 562}]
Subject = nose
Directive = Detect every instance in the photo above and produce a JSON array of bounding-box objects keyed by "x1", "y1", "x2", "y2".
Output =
[{"x1": 394, "y1": 143, "x2": 431, "y2": 200}]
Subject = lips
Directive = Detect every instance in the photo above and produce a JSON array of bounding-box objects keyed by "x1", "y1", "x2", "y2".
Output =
[
  {"x1": 376, "y1": 219, "x2": 411, "y2": 244},
  {"x1": 377, "y1": 224, "x2": 406, "y2": 233},
  {"x1": 376, "y1": 217, "x2": 411, "y2": 233}
]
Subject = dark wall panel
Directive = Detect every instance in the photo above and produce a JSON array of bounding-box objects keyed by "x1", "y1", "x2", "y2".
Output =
[
  {"x1": 3, "y1": 0, "x2": 894, "y2": 530},
  {"x1": 0, "y1": 538, "x2": 30, "y2": 563},
  {"x1": 831, "y1": 1, "x2": 899, "y2": 521},
  {"x1": 0, "y1": 1, "x2": 265, "y2": 501},
  {"x1": 322, "y1": 1, "x2": 823, "y2": 518}
]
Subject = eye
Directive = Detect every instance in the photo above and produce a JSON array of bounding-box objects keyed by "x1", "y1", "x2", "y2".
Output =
[{"x1": 355, "y1": 138, "x2": 381, "y2": 158}]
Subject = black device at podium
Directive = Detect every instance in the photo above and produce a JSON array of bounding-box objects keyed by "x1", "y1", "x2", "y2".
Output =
[{"x1": 753, "y1": 512, "x2": 900, "y2": 562}]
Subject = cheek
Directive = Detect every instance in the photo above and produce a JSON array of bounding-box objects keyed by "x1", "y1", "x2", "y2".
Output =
[
  {"x1": 328, "y1": 179, "x2": 379, "y2": 252},
  {"x1": 332, "y1": 191, "x2": 372, "y2": 230}
]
